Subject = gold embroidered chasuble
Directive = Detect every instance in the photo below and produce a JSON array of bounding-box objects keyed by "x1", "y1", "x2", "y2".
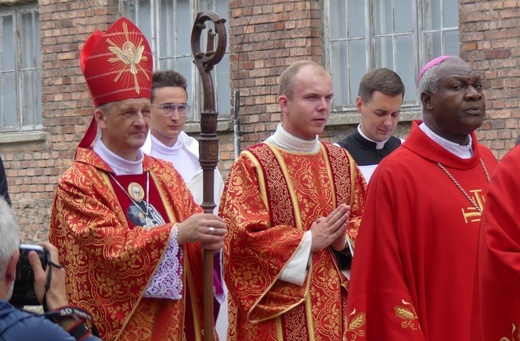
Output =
[
  {"x1": 221, "y1": 142, "x2": 366, "y2": 341},
  {"x1": 49, "y1": 147, "x2": 208, "y2": 341}
]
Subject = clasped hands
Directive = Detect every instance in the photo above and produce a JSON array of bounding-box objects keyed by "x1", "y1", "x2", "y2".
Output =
[{"x1": 309, "y1": 203, "x2": 350, "y2": 253}]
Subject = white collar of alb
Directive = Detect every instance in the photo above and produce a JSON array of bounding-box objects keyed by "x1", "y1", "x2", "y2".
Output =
[
  {"x1": 93, "y1": 139, "x2": 144, "y2": 175},
  {"x1": 419, "y1": 122, "x2": 473, "y2": 159},
  {"x1": 150, "y1": 134, "x2": 183, "y2": 156},
  {"x1": 265, "y1": 124, "x2": 320, "y2": 153}
]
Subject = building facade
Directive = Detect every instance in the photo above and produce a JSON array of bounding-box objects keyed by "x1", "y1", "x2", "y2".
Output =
[{"x1": 0, "y1": 0, "x2": 519, "y2": 239}]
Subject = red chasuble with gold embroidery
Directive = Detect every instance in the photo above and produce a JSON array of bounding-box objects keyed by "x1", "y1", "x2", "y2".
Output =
[
  {"x1": 220, "y1": 142, "x2": 366, "y2": 341},
  {"x1": 345, "y1": 127, "x2": 497, "y2": 341},
  {"x1": 50, "y1": 148, "x2": 207, "y2": 341},
  {"x1": 472, "y1": 145, "x2": 520, "y2": 341}
]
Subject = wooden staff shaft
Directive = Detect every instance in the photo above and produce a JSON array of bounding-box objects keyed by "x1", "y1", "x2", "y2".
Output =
[{"x1": 190, "y1": 11, "x2": 227, "y2": 341}]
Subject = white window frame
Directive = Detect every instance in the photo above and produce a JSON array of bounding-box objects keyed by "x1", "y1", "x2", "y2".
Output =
[
  {"x1": 119, "y1": 0, "x2": 231, "y2": 123},
  {"x1": 0, "y1": 3, "x2": 42, "y2": 132},
  {"x1": 324, "y1": 0, "x2": 459, "y2": 114}
]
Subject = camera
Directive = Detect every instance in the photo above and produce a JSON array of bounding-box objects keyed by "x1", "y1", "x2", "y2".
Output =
[{"x1": 9, "y1": 244, "x2": 50, "y2": 306}]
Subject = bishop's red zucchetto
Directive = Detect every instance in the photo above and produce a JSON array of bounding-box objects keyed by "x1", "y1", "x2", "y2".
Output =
[{"x1": 80, "y1": 17, "x2": 153, "y2": 107}]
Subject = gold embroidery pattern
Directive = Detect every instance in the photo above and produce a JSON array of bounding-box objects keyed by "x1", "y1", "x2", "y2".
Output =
[
  {"x1": 501, "y1": 323, "x2": 520, "y2": 341},
  {"x1": 394, "y1": 299, "x2": 421, "y2": 331},
  {"x1": 250, "y1": 144, "x2": 298, "y2": 228},
  {"x1": 462, "y1": 189, "x2": 485, "y2": 223},
  {"x1": 107, "y1": 21, "x2": 150, "y2": 94},
  {"x1": 221, "y1": 143, "x2": 360, "y2": 340},
  {"x1": 49, "y1": 149, "x2": 204, "y2": 340},
  {"x1": 346, "y1": 309, "x2": 366, "y2": 340},
  {"x1": 323, "y1": 143, "x2": 366, "y2": 249}
]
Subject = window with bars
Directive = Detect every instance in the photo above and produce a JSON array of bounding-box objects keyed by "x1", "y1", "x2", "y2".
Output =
[
  {"x1": 0, "y1": 4, "x2": 42, "y2": 132},
  {"x1": 324, "y1": 0, "x2": 459, "y2": 112},
  {"x1": 120, "y1": 0, "x2": 231, "y2": 122}
]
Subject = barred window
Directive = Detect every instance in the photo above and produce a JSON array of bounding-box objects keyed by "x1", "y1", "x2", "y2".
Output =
[
  {"x1": 0, "y1": 4, "x2": 42, "y2": 132},
  {"x1": 325, "y1": 0, "x2": 459, "y2": 112},
  {"x1": 120, "y1": 0, "x2": 231, "y2": 122}
]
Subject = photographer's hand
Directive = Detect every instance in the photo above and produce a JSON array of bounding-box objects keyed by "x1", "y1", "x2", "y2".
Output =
[
  {"x1": 29, "y1": 241, "x2": 68, "y2": 309},
  {"x1": 29, "y1": 242, "x2": 79, "y2": 331}
]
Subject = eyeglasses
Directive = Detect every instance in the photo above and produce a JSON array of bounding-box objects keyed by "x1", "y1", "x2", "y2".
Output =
[{"x1": 152, "y1": 103, "x2": 191, "y2": 117}]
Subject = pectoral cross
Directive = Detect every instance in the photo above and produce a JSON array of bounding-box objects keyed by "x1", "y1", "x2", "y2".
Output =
[{"x1": 462, "y1": 189, "x2": 485, "y2": 223}]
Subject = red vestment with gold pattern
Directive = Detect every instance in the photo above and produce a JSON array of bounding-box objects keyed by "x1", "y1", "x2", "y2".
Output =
[
  {"x1": 220, "y1": 142, "x2": 366, "y2": 340},
  {"x1": 49, "y1": 147, "x2": 209, "y2": 341}
]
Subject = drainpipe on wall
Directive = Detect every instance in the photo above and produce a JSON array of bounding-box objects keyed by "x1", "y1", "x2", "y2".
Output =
[{"x1": 233, "y1": 90, "x2": 241, "y2": 160}]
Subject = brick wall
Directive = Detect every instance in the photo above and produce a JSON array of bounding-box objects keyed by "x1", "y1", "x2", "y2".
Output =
[
  {"x1": 459, "y1": 0, "x2": 520, "y2": 159},
  {"x1": 1, "y1": 142, "x2": 53, "y2": 241},
  {"x1": 228, "y1": 0, "x2": 325, "y2": 151},
  {"x1": 41, "y1": 0, "x2": 119, "y2": 176}
]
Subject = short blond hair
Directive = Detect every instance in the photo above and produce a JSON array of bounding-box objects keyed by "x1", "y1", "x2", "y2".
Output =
[{"x1": 278, "y1": 61, "x2": 325, "y2": 99}]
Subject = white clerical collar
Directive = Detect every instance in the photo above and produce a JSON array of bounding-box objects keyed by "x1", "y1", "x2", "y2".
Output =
[
  {"x1": 93, "y1": 139, "x2": 144, "y2": 175},
  {"x1": 419, "y1": 122, "x2": 473, "y2": 159},
  {"x1": 265, "y1": 124, "x2": 320, "y2": 153},
  {"x1": 357, "y1": 125, "x2": 388, "y2": 150},
  {"x1": 150, "y1": 134, "x2": 183, "y2": 156}
]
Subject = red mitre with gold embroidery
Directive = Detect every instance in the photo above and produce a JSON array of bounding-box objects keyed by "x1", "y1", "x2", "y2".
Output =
[{"x1": 78, "y1": 17, "x2": 153, "y2": 150}]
